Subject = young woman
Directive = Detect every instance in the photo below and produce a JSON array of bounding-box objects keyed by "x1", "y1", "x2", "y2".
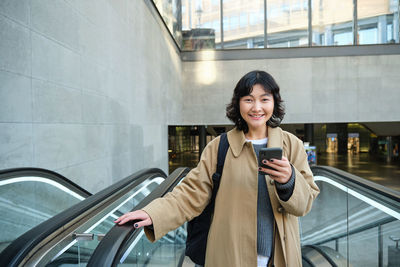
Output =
[{"x1": 115, "y1": 70, "x2": 320, "y2": 267}]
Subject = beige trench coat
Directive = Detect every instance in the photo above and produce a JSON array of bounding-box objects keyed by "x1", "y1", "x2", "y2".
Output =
[{"x1": 143, "y1": 127, "x2": 320, "y2": 267}]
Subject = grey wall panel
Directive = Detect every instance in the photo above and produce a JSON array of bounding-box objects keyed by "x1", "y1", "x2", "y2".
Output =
[
  {"x1": 182, "y1": 55, "x2": 400, "y2": 125},
  {"x1": 32, "y1": 79, "x2": 82, "y2": 123},
  {"x1": 31, "y1": 0, "x2": 80, "y2": 51},
  {"x1": 31, "y1": 32, "x2": 80, "y2": 89},
  {"x1": 0, "y1": 71, "x2": 32, "y2": 122},
  {"x1": 0, "y1": 0, "x2": 30, "y2": 27},
  {"x1": 0, "y1": 15, "x2": 31, "y2": 76},
  {"x1": 0, "y1": 0, "x2": 181, "y2": 192},
  {"x1": 0, "y1": 123, "x2": 33, "y2": 169}
]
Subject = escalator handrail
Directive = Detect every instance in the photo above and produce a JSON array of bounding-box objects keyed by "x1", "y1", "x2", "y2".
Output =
[
  {"x1": 302, "y1": 245, "x2": 338, "y2": 267},
  {"x1": 0, "y1": 168, "x2": 167, "y2": 267},
  {"x1": 311, "y1": 165, "x2": 400, "y2": 208},
  {"x1": 87, "y1": 167, "x2": 190, "y2": 267},
  {"x1": 0, "y1": 167, "x2": 91, "y2": 197}
]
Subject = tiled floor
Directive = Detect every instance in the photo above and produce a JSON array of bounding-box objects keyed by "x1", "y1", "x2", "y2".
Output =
[
  {"x1": 170, "y1": 151, "x2": 400, "y2": 192},
  {"x1": 317, "y1": 152, "x2": 400, "y2": 192}
]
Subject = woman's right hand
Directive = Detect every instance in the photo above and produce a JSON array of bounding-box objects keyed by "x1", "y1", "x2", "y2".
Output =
[{"x1": 114, "y1": 210, "x2": 153, "y2": 228}]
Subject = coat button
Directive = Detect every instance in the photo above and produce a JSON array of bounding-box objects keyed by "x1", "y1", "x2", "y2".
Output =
[
  {"x1": 277, "y1": 207, "x2": 284, "y2": 213},
  {"x1": 269, "y1": 179, "x2": 274, "y2": 185}
]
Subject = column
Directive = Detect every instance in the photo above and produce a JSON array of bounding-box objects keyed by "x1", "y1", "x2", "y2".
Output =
[
  {"x1": 387, "y1": 136, "x2": 393, "y2": 163},
  {"x1": 378, "y1": 15, "x2": 387, "y2": 44},
  {"x1": 337, "y1": 123, "x2": 348, "y2": 154},
  {"x1": 304, "y1": 123, "x2": 314, "y2": 145},
  {"x1": 199, "y1": 125, "x2": 206, "y2": 159}
]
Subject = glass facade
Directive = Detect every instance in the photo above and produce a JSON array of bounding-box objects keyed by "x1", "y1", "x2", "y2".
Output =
[
  {"x1": 181, "y1": 0, "x2": 220, "y2": 50},
  {"x1": 153, "y1": 0, "x2": 183, "y2": 45},
  {"x1": 358, "y1": 0, "x2": 399, "y2": 44},
  {"x1": 312, "y1": 0, "x2": 354, "y2": 46},
  {"x1": 153, "y1": 0, "x2": 400, "y2": 50},
  {"x1": 267, "y1": 0, "x2": 309, "y2": 47},
  {"x1": 223, "y1": 0, "x2": 265, "y2": 49}
]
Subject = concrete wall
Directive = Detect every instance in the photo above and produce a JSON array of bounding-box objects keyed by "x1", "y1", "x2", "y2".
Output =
[
  {"x1": 0, "y1": 0, "x2": 182, "y2": 193},
  {"x1": 182, "y1": 55, "x2": 400, "y2": 125}
]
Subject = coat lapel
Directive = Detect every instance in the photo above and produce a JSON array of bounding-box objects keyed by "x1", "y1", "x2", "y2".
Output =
[
  {"x1": 227, "y1": 128, "x2": 247, "y2": 158},
  {"x1": 267, "y1": 126, "x2": 283, "y2": 149}
]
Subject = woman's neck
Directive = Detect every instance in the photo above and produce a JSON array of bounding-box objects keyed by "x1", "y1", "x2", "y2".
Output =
[{"x1": 245, "y1": 126, "x2": 268, "y2": 140}]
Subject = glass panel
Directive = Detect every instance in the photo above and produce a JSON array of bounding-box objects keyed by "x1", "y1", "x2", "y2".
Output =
[
  {"x1": 382, "y1": 220, "x2": 400, "y2": 267},
  {"x1": 0, "y1": 177, "x2": 84, "y2": 253},
  {"x1": 347, "y1": 188, "x2": 399, "y2": 266},
  {"x1": 358, "y1": 0, "x2": 399, "y2": 44},
  {"x1": 222, "y1": 0, "x2": 265, "y2": 49},
  {"x1": 42, "y1": 178, "x2": 164, "y2": 266},
  {"x1": 181, "y1": 0, "x2": 220, "y2": 50},
  {"x1": 300, "y1": 179, "x2": 349, "y2": 261},
  {"x1": 302, "y1": 176, "x2": 400, "y2": 266},
  {"x1": 267, "y1": 0, "x2": 309, "y2": 47},
  {"x1": 118, "y1": 224, "x2": 187, "y2": 266},
  {"x1": 312, "y1": 0, "x2": 354, "y2": 46},
  {"x1": 153, "y1": 0, "x2": 183, "y2": 46}
]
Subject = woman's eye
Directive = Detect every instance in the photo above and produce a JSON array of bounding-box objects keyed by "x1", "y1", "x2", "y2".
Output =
[
  {"x1": 262, "y1": 98, "x2": 269, "y2": 102},
  {"x1": 244, "y1": 98, "x2": 252, "y2": 102}
]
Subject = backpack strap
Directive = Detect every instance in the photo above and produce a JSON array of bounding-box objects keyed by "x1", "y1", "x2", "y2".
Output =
[
  {"x1": 211, "y1": 133, "x2": 229, "y2": 195},
  {"x1": 216, "y1": 133, "x2": 229, "y2": 177}
]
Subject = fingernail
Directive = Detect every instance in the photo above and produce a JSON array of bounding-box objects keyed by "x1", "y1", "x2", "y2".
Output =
[
  {"x1": 258, "y1": 167, "x2": 262, "y2": 171},
  {"x1": 270, "y1": 159, "x2": 274, "y2": 162},
  {"x1": 262, "y1": 160, "x2": 267, "y2": 164},
  {"x1": 134, "y1": 224, "x2": 138, "y2": 228}
]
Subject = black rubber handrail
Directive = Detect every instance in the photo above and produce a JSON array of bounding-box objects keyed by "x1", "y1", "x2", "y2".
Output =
[
  {"x1": 87, "y1": 167, "x2": 190, "y2": 267},
  {"x1": 0, "y1": 168, "x2": 167, "y2": 267},
  {"x1": 303, "y1": 245, "x2": 338, "y2": 267},
  {"x1": 0, "y1": 167, "x2": 91, "y2": 197},
  {"x1": 301, "y1": 253, "x2": 316, "y2": 267},
  {"x1": 311, "y1": 165, "x2": 400, "y2": 211}
]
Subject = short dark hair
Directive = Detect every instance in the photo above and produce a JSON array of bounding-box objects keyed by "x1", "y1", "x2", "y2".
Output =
[{"x1": 226, "y1": 70, "x2": 285, "y2": 132}]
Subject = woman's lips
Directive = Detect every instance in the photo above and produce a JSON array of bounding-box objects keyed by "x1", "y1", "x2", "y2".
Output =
[{"x1": 249, "y1": 114, "x2": 264, "y2": 120}]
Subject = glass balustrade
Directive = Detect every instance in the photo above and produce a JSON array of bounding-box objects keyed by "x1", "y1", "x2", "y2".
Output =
[
  {"x1": 41, "y1": 177, "x2": 165, "y2": 266},
  {"x1": 117, "y1": 224, "x2": 187, "y2": 266},
  {"x1": 0, "y1": 174, "x2": 86, "y2": 253},
  {"x1": 300, "y1": 175, "x2": 400, "y2": 267}
]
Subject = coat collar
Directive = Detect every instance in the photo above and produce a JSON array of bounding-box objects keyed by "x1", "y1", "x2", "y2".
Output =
[{"x1": 227, "y1": 127, "x2": 284, "y2": 158}]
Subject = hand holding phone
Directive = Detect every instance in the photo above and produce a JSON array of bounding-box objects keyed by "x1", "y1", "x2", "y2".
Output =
[{"x1": 259, "y1": 147, "x2": 283, "y2": 171}]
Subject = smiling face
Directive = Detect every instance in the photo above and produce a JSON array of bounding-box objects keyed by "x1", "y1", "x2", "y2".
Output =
[{"x1": 239, "y1": 84, "x2": 274, "y2": 136}]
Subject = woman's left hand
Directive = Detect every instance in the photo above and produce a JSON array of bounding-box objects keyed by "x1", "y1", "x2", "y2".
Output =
[{"x1": 259, "y1": 156, "x2": 292, "y2": 184}]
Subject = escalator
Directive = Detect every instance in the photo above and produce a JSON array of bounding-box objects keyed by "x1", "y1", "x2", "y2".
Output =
[
  {"x1": 87, "y1": 165, "x2": 399, "y2": 267},
  {"x1": 1, "y1": 166, "x2": 399, "y2": 266},
  {"x1": 0, "y1": 168, "x2": 91, "y2": 254},
  {"x1": 0, "y1": 168, "x2": 170, "y2": 266}
]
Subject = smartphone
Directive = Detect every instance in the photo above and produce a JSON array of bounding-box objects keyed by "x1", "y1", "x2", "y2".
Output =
[{"x1": 259, "y1": 147, "x2": 282, "y2": 171}]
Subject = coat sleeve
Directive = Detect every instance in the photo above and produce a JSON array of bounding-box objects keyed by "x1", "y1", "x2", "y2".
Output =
[
  {"x1": 275, "y1": 134, "x2": 320, "y2": 217},
  {"x1": 142, "y1": 137, "x2": 219, "y2": 242}
]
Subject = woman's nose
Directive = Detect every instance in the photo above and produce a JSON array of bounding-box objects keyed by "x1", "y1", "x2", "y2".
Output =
[{"x1": 252, "y1": 100, "x2": 262, "y2": 111}]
